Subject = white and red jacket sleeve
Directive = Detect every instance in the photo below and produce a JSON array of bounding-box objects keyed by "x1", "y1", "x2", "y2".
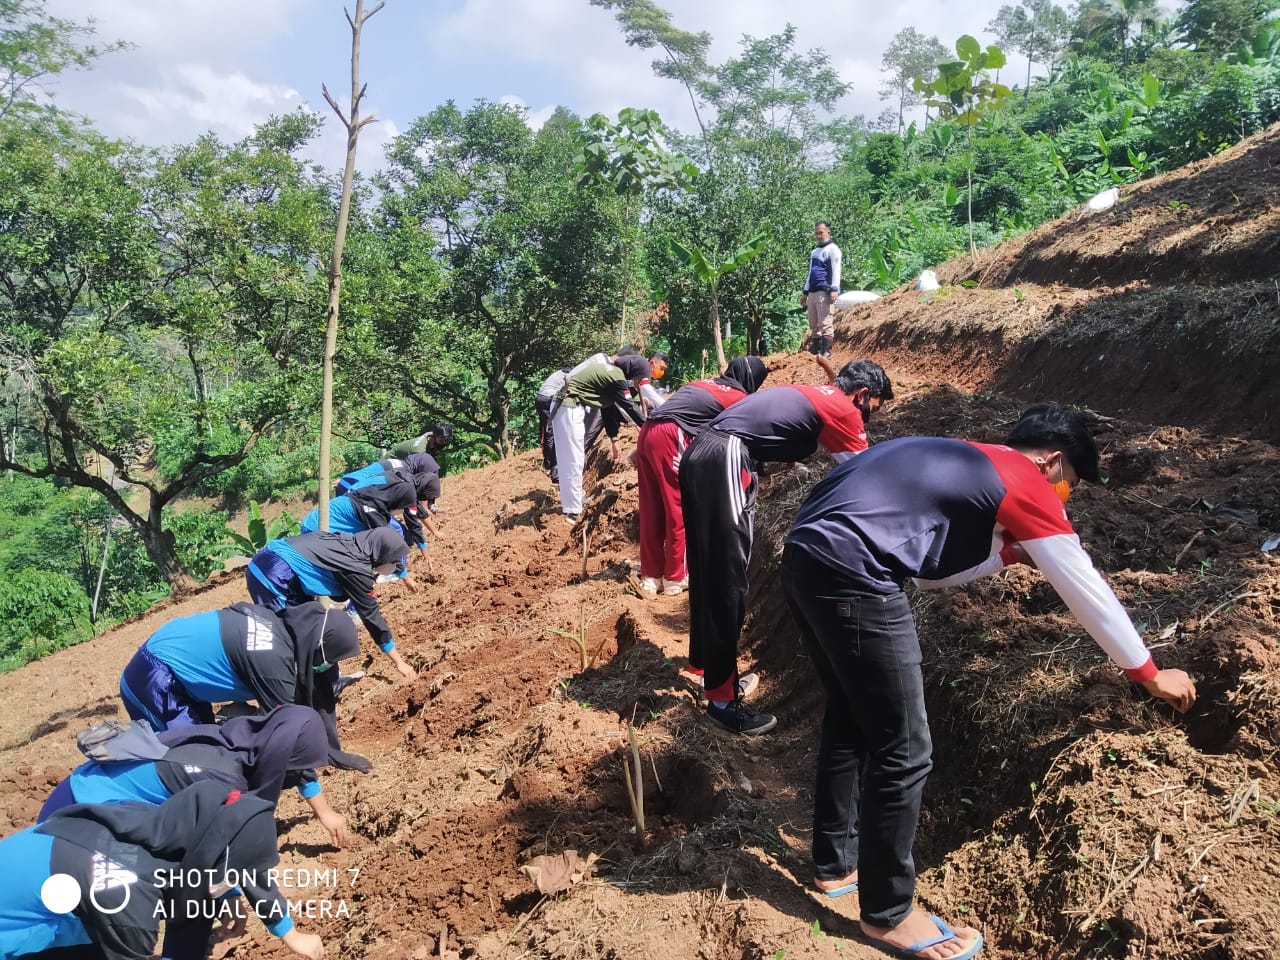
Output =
[{"x1": 989, "y1": 445, "x2": 1157, "y2": 682}]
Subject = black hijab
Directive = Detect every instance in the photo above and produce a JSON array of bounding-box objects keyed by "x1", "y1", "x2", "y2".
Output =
[
  {"x1": 276, "y1": 600, "x2": 360, "y2": 703},
  {"x1": 274, "y1": 602, "x2": 369, "y2": 772},
  {"x1": 39, "y1": 779, "x2": 278, "y2": 880},
  {"x1": 720, "y1": 356, "x2": 768, "y2": 394},
  {"x1": 158, "y1": 706, "x2": 330, "y2": 805}
]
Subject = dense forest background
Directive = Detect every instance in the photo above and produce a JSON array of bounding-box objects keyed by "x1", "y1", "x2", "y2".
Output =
[{"x1": 1, "y1": 0, "x2": 1278, "y2": 668}]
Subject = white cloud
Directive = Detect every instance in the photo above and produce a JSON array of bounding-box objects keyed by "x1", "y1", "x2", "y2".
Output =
[
  {"x1": 110, "y1": 65, "x2": 301, "y2": 142},
  {"x1": 45, "y1": 0, "x2": 305, "y2": 58},
  {"x1": 305, "y1": 96, "x2": 402, "y2": 176},
  {"x1": 33, "y1": 0, "x2": 1043, "y2": 169},
  {"x1": 498, "y1": 95, "x2": 557, "y2": 131},
  {"x1": 424, "y1": 0, "x2": 1034, "y2": 141}
]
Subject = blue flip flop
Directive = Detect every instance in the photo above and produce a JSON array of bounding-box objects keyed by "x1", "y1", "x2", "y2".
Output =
[
  {"x1": 868, "y1": 915, "x2": 983, "y2": 960},
  {"x1": 817, "y1": 879, "x2": 859, "y2": 898}
]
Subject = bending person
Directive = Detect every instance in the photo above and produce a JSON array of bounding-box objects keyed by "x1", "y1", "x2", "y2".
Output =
[
  {"x1": 553, "y1": 354, "x2": 649, "y2": 522},
  {"x1": 681, "y1": 360, "x2": 893, "y2": 736},
  {"x1": 0, "y1": 781, "x2": 324, "y2": 960},
  {"x1": 246, "y1": 528, "x2": 415, "y2": 679},
  {"x1": 635, "y1": 357, "x2": 768, "y2": 596},
  {"x1": 40, "y1": 705, "x2": 348, "y2": 847},
  {"x1": 780, "y1": 404, "x2": 1195, "y2": 960}
]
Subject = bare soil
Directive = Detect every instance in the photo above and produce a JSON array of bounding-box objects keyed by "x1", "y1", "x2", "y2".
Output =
[{"x1": 3, "y1": 125, "x2": 1280, "y2": 960}]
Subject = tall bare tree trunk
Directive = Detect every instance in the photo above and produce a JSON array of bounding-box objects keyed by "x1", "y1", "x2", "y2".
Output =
[
  {"x1": 709, "y1": 286, "x2": 726, "y2": 370},
  {"x1": 317, "y1": 0, "x2": 385, "y2": 530}
]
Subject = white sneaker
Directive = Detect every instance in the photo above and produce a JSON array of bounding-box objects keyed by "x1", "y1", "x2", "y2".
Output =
[
  {"x1": 640, "y1": 577, "x2": 660, "y2": 595},
  {"x1": 663, "y1": 577, "x2": 688, "y2": 596}
]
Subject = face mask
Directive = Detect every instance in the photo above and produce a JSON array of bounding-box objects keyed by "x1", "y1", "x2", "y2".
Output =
[
  {"x1": 857, "y1": 396, "x2": 873, "y2": 422},
  {"x1": 1053, "y1": 479, "x2": 1071, "y2": 504}
]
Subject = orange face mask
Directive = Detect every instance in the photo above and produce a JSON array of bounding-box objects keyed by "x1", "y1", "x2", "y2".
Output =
[
  {"x1": 651, "y1": 362, "x2": 667, "y2": 380},
  {"x1": 1053, "y1": 479, "x2": 1071, "y2": 504}
]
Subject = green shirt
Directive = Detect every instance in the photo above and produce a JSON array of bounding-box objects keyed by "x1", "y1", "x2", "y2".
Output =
[{"x1": 562, "y1": 363, "x2": 625, "y2": 410}]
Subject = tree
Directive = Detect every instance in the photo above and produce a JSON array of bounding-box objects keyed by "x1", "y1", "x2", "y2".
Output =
[
  {"x1": 989, "y1": 0, "x2": 1071, "y2": 107},
  {"x1": 1176, "y1": 0, "x2": 1273, "y2": 56},
  {"x1": 879, "y1": 28, "x2": 948, "y2": 134},
  {"x1": 575, "y1": 107, "x2": 695, "y2": 346},
  {"x1": 1073, "y1": 0, "x2": 1163, "y2": 69},
  {"x1": 705, "y1": 25, "x2": 851, "y2": 155},
  {"x1": 316, "y1": 0, "x2": 384, "y2": 532},
  {"x1": 589, "y1": 0, "x2": 715, "y2": 168},
  {"x1": 916, "y1": 36, "x2": 1012, "y2": 263},
  {"x1": 0, "y1": 116, "x2": 335, "y2": 591},
  {"x1": 0, "y1": 0, "x2": 126, "y2": 121},
  {"x1": 376, "y1": 102, "x2": 624, "y2": 455},
  {"x1": 667, "y1": 232, "x2": 768, "y2": 370}
]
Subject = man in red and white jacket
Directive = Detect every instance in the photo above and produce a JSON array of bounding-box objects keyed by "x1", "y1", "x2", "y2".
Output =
[
  {"x1": 780, "y1": 404, "x2": 1196, "y2": 960},
  {"x1": 681, "y1": 359, "x2": 894, "y2": 736}
]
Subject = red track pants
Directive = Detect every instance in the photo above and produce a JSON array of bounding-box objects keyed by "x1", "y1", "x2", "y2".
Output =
[{"x1": 635, "y1": 419, "x2": 687, "y2": 582}]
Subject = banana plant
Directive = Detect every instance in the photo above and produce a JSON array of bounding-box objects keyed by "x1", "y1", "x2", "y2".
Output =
[
  {"x1": 667, "y1": 231, "x2": 769, "y2": 369},
  {"x1": 222, "y1": 502, "x2": 299, "y2": 557}
]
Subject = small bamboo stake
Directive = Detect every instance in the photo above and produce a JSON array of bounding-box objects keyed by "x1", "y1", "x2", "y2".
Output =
[{"x1": 622, "y1": 720, "x2": 646, "y2": 839}]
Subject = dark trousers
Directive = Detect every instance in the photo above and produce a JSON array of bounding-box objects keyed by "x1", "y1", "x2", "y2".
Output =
[
  {"x1": 679, "y1": 429, "x2": 756, "y2": 703},
  {"x1": 118, "y1": 644, "x2": 214, "y2": 732},
  {"x1": 781, "y1": 546, "x2": 933, "y2": 929},
  {"x1": 536, "y1": 395, "x2": 557, "y2": 473}
]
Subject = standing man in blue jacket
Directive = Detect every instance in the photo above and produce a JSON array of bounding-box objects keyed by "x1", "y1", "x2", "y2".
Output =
[{"x1": 802, "y1": 220, "x2": 842, "y2": 359}]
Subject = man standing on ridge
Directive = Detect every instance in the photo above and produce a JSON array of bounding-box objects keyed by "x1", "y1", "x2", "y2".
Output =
[{"x1": 802, "y1": 220, "x2": 842, "y2": 359}]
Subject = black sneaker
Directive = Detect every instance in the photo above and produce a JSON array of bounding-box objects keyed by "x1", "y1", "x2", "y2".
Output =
[
  {"x1": 697, "y1": 671, "x2": 759, "y2": 707},
  {"x1": 706, "y1": 700, "x2": 777, "y2": 735}
]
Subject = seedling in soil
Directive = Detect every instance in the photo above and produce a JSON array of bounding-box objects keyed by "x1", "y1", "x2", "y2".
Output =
[
  {"x1": 773, "y1": 950, "x2": 786, "y2": 960},
  {"x1": 545, "y1": 602, "x2": 590, "y2": 670},
  {"x1": 621, "y1": 720, "x2": 646, "y2": 843},
  {"x1": 810, "y1": 920, "x2": 826, "y2": 941}
]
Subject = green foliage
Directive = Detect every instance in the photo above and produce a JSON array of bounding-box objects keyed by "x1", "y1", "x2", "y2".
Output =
[
  {"x1": 576, "y1": 108, "x2": 695, "y2": 196},
  {"x1": 916, "y1": 37, "x2": 1013, "y2": 259},
  {"x1": 880, "y1": 27, "x2": 949, "y2": 133},
  {"x1": 0, "y1": 0, "x2": 129, "y2": 123},
  {"x1": 0, "y1": 567, "x2": 92, "y2": 671},
  {"x1": 865, "y1": 133, "x2": 906, "y2": 182},
  {"x1": 375, "y1": 101, "x2": 628, "y2": 455},
  {"x1": 166, "y1": 507, "x2": 235, "y2": 582},
  {"x1": 0, "y1": 110, "x2": 336, "y2": 587}
]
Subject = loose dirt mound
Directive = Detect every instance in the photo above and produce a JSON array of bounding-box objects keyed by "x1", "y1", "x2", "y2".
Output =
[{"x1": 3, "y1": 130, "x2": 1280, "y2": 960}]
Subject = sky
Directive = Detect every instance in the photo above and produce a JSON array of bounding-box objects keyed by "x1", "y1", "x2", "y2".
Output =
[{"x1": 41, "y1": 0, "x2": 1050, "y2": 172}]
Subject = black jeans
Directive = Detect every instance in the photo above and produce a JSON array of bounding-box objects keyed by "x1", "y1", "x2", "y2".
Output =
[{"x1": 781, "y1": 545, "x2": 933, "y2": 929}]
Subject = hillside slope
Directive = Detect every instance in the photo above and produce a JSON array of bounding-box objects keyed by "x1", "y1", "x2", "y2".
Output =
[
  {"x1": 837, "y1": 122, "x2": 1280, "y2": 440},
  {"x1": 2, "y1": 127, "x2": 1280, "y2": 960}
]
